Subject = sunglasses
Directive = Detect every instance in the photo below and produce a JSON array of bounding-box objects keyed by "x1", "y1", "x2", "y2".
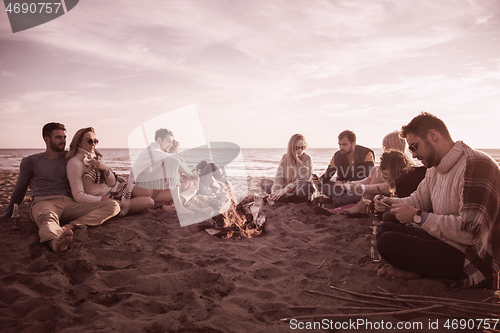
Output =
[
  {"x1": 83, "y1": 138, "x2": 99, "y2": 145},
  {"x1": 408, "y1": 131, "x2": 428, "y2": 153},
  {"x1": 295, "y1": 145, "x2": 306, "y2": 151}
]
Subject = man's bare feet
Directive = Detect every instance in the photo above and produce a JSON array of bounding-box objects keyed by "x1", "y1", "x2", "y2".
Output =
[
  {"x1": 377, "y1": 265, "x2": 422, "y2": 280},
  {"x1": 49, "y1": 229, "x2": 74, "y2": 252}
]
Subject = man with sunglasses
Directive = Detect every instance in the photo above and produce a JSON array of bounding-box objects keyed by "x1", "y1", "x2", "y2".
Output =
[
  {"x1": 375, "y1": 112, "x2": 500, "y2": 289},
  {"x1": 315, "y1": 130, "x2": 375, "y2": 207},
  {"x1": 3, "y1": 123, "x2": 120, "y2": 253}
]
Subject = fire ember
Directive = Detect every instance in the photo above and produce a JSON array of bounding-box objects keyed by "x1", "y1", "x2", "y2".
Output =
[{"x1": 205, "y1": 193, "x2": 266, "y2": 239}]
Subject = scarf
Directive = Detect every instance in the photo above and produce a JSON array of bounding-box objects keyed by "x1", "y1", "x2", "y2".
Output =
[
  {"x1": 452, "y1": 143, "x2": 500, "y2": 289},
  {"x1": 81, "y1": 148, "x2": 133, "y2": 216}
]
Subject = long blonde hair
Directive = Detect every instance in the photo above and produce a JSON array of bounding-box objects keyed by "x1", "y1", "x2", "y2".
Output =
[
  {"x1": 284, "y1": 134, "x2": 307, "y2": 184},
  {"x1": 65, "y1": 127, "x2": 102, "y2": 162},
  {"x1": 382, "y1": 130, "x2": 414, "y2": 166}
]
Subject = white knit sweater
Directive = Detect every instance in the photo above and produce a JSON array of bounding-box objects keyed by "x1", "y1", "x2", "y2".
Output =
[
  {"x1": 67, "y1": 148, "x2": 116, "y2": 202},
  {"x1": 392, "y1": 141, "x2": 474, "y2": 252}
]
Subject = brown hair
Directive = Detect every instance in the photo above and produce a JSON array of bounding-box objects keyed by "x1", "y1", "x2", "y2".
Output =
[
  {"x1": 155, "y1": 128, "x2": 174, "y2": 141},
  {"x1": 338, "y1": 130, "x2": 356, "y2": 143},
  {"x1": 169, "y1": 139, "x2": 179, "y2": 154},
  {"x1": 65, "y1": 127, "x2": 102, "y2": 162},
  {"x1": 400, "y1": 112, "x2": 451, "y2": 140},
  {"x1": 42, "y1": 122, "x2": 66, "y2": 139},
  {"x1": 380, "y1": 150, "x2": 412, "y2": 190}
]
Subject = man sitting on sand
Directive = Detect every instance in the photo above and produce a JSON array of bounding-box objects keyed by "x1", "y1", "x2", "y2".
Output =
[
  {"x1": 3, "y1": 123, "x2": 120, "y2": 252},
  {"x1": 314, "y1": 130, "x2": 374, "y2": 207},
  {"x1": 375, "y1": 112, "x2": 500, "y2": 289}
]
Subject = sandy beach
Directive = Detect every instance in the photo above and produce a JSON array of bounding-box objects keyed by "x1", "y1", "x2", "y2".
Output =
[{"x1": 1, "y1": 171, "x2": 499, "y2": 333}]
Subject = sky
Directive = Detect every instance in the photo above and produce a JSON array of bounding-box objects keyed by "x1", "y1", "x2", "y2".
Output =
[{"x1": 0, "y1": 0, "x2": 499, "y2": 149}]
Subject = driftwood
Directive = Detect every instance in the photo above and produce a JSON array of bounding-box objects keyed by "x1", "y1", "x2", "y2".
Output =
[
  {"x1": 275, "y1": 286, "x2": 500, "y2": 322},
  {"x1": 280, "y1": 304, "x2": 443, "y2": 321}
]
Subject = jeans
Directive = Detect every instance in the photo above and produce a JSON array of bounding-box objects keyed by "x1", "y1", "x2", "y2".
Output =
[
  {"x1": 377, "y1": 222, "x2": 465, "y2": 280},
  {"x1": 321, "y1": 182, "x2": 361, "y2": 207}
]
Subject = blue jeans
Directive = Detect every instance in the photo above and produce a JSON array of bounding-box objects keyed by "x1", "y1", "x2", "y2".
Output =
[{"x1": 320, "y1": 182, "x2": 361, "y2": 207}]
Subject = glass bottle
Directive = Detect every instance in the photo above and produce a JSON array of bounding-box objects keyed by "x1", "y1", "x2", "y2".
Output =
[
  {"x1": 370, "y1": 210, "x2": 381, "y2": 262},
  {"x1": 11, "y1": 203, "x2": 20, "y2": 234}
]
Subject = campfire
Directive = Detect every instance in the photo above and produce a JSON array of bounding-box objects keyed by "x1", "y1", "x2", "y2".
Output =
[{"x1": 205, "y1": 192, "x2": 266, "y2": 239}]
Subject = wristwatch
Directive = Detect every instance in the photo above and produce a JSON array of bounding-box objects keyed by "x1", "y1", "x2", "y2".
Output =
[{"x1": 413, "y1": 209, "x2": 423, "y2": 224}]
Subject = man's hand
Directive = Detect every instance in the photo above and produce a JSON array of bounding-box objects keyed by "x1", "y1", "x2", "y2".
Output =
[
  {"x1": 374, "y1": 195, "x2": 392, "y2": 212},
  {"x1": 390, "y1": 203, "x2": 419, "y2": 224}
]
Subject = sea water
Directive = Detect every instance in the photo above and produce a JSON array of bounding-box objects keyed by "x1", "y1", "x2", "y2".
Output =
[{"x1": 1, "y1": 148, "x2": 499, "y2": 182}]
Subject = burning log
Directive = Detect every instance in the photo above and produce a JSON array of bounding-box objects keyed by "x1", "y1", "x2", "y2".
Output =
[{"x1": 205, "y1": 193, "x2": 266, "y2": 239}]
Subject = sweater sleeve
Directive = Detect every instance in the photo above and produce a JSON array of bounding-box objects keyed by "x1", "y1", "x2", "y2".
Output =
[
  {"x1": 3, "y1": 156, "x2": 34, "y2": 217},
  {"x1": 103, "y1": 167, "x2": 116, "y2": 187},
  {"x1": 66, "y1": 158, "x2": 102, "y2": 203},
  {"x1": 392, "y1": 172, "x2": 474, "y2": 246}
]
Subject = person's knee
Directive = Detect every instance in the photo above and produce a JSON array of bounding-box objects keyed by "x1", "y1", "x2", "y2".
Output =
[
  {"x1": 103, "y1": 201, "x2": 121, "y2": 215},
  {"x1": 378, "y1": 221, "x2": 399, "y2": 235},
  {"x1": 144, "y1": 197, "x2": 155, "y2": 209},
  {"x1": 33, "y1": 210, "x2": 59, "y2": 225},
  {"x1": 376, "y1": 232, "x2": 395, "y2": 258}
]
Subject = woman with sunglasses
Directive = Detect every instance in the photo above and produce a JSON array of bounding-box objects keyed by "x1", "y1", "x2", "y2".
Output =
[
  {"x1": 261, "y1": 134, "x2": 316, "y2": 203},
  {"x1": 66, "y1": 127, "x2": 154, "y2": 216}
]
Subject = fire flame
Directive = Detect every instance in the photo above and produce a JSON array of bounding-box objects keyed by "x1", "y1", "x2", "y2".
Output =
[{"x1": 219, "y1": 184, "x2": 263, "y2": 239}]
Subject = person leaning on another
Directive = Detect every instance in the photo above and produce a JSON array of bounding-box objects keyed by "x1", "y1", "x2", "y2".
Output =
[
  {"x1": 3, "y1": 123, "x2": 120, "y2": 253},
  {"x1": 375, "y1": 112, "x2": 500, "y2": 289}
]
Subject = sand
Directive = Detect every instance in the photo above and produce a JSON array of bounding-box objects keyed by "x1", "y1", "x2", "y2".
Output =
[{"x1": 0, "y1": 171, "x2": 498, "y2": 333}]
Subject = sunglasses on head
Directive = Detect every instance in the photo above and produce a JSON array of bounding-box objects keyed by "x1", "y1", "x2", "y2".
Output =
[{"x1": 84, "y1": 138, "x2": 99, "y2": 145}]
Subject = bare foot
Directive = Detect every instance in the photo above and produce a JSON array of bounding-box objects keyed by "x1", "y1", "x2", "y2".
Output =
[
  {"x1": 49, "y1": 229, "x2": 74, "y2": 253},
  {"x1": 377, "y1": 265, "x2": 422, "y2": 280},
  {"x1": 161, "y1": 203, "x2": 176, "y2": 212},
  {"x1": 344, "y1": 201, "x2": 368, "y2": 215}
]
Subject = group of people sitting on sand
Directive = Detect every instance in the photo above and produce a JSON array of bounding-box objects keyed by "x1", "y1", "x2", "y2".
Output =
[
  {"x1": 3, "y1": 124, "x2": 225, "y2": 252},
  {"x1": 259, "y1": 112, "x2": 500, "y2": 289},
  {"x1": 3, "y1": 112, "x2": 500, "y2": 290}
]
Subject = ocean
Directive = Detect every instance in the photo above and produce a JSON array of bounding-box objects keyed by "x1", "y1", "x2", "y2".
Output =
[{"x1": 1, "y1": 148, "x2": 500, "y2": 183}]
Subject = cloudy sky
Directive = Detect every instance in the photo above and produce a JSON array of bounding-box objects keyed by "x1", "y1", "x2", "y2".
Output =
[{"x1": 1, "y1": 0, "x2": 499, "y2": 149}]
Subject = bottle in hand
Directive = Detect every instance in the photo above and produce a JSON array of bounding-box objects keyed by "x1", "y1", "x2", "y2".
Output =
[{"x1": 11, "y1": 203, "x2": 20, "y2": 234}]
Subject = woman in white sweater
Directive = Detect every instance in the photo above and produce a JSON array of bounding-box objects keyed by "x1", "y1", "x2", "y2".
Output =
[
  {"x1": 66, "y1": 127, "x2": 154, "y2": 216},
  {"x1": 261, "y1": 134, "x2": 316, "y2": 203}
]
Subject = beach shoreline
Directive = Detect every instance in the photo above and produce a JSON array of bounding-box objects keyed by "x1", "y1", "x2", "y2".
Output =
[{"x1": 0, "y1": 171, "x2": 497, "y2": 332}]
